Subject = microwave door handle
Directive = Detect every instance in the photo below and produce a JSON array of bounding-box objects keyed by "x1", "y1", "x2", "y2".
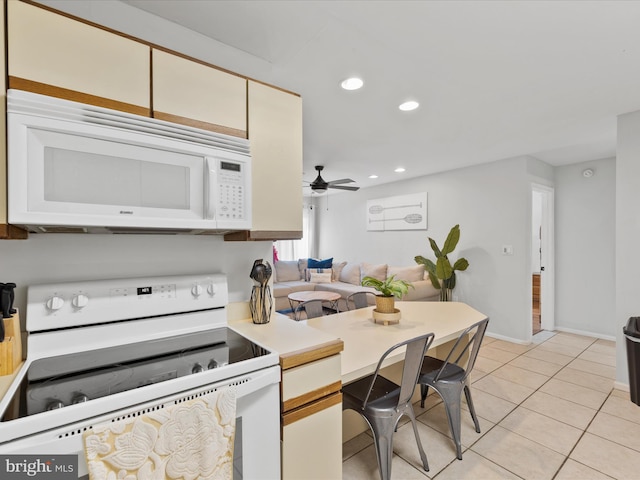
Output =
[{"x1": 205, "y1": 157, "x2": 216, "y2": 220}]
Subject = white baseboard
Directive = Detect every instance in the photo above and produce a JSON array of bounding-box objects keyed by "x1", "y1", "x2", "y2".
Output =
[
  {"x1": 554, "y1": 326, "x2": 616, "y2": 342},
  {"x1": 486, "y1": 327, "x2": 616, "y2": 345},
  {"x1": 614, "y1": 381, "x2": 630, "y2": 392},
  {"x1": 485, "y1": 332, "x2": 530, "y2": 345}
]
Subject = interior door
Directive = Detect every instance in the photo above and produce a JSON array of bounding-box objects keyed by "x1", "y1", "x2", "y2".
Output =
[{"x1": 532, "y1": 184, "x2": 555, "y2": 335}]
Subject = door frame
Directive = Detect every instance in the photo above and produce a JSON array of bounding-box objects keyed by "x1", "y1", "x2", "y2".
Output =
[{"x1": 532, "y1": 183, "x2": 555, "y2": 334}]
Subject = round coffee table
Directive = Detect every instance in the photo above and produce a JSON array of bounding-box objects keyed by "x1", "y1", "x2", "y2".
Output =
[{"x1": 287, "y1": 291, "x2": 341, "y2": 314}]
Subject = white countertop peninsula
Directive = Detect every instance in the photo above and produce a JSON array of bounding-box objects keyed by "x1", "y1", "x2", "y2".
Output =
[
  {"x1": 229, "y1": 303, "x2": 488, "y2": 477},
  {"x1": 306, "y1": 301, "x2": 489, "y2": 384},
  {"x1": 229, "y1": 312, "x2": 343, "y2": 365},
  {"x1": 230, "y1": 302, "x2": 488, "y2": 384}
]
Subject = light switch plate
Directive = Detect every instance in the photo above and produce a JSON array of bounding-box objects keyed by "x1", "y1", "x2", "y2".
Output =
[{"x1": 502, "y1": 245, "x2": 514, "y2": 255}]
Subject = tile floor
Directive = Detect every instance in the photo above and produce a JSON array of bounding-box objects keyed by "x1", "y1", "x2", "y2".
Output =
[{"x1": 343, "y1": 331, "x2": 640, "y2": 479}]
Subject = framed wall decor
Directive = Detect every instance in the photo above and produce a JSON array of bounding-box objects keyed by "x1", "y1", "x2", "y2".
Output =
[{"x1": 366, "y1": 192, "x2": 427, "y2": 231}]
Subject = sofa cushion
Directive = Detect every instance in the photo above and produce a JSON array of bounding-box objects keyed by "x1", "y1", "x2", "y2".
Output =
[
  {"x1": 309, "y1": 271, "x2": 332, "y2": 283},
  {"x1": 332, "y1": 261, "x2": 347, "y2": 282},
  {"x1": 315, "y1": 282, "x2": 378, "y2": 298},
  {"x1": 274, "y1": 261, "x2": 302, "y2": 282},
  {"x1": 388, "y1": 265, "x2": 426, "y2": 283},
  {"x1": 298, "y1": 258, "x2": 308, "y2": 278},
  {"x1": 308, "y1": 257, "x2": 333, "y2": 269},
  {"x1": 273, "y1": 280, "x2": 316, "y2": 298},
  {"x1": 306, "y1": 268, "x2": 332, "y2": 281},
  {"x1": 360, "y1": 262, "x2": 388, "y2": 282},
  {"x1": 339, "y1": 263, "x2": 361, "y2": 285}
]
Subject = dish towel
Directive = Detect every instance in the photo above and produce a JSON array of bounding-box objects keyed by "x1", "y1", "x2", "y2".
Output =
[{"x1": 83, "y1": 387, "x2": 236, "y2": 480}]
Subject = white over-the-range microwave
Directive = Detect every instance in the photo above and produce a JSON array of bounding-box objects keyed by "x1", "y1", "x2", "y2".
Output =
[{"x1": 7, "y1": 89, "x2": 252, "y2": 234}]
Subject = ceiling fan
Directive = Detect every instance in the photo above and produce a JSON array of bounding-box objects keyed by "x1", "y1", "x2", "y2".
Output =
[{"x1": 305, "y1": 165, "x2": 359, "y2": 193}]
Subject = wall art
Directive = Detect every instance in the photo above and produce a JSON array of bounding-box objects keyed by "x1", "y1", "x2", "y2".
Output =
[{"x1": 366, "y1": 192, "x2": 427, "y2": 231}]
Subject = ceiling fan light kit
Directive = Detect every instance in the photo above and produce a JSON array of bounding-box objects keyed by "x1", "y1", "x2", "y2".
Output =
[{"x1": 306, "y1": 165, "x2": 360, "y2": 193}]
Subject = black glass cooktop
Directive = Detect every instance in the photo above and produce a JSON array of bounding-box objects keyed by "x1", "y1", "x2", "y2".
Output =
[{"x1": 1, "y1": 328, "x2": 271, "y2": 420}]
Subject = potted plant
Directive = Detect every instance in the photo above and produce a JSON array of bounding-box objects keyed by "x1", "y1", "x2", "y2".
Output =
[
  {"x1": 361, "y1": 275, "x2": 413, "y2": 313},
  {"x1": 415, "y1": 224, "x2": 469, "y2": 301}
]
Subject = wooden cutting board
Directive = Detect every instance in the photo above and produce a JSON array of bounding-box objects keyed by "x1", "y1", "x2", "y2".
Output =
[{"x1": 0, "y1": 311, "x2": 22, "y2": 376}]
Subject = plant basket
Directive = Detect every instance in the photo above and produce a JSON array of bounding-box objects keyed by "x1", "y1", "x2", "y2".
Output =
[{"x1": 375, "y1": 295, "x2": 396, "y2": 314}]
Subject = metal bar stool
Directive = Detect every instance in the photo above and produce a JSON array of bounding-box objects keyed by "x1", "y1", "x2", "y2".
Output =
[{"x1": 342, "y1": 332, "x2": 435, "y2": 480}]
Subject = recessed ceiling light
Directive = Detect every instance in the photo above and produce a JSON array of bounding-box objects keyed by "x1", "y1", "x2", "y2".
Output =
[
  {"x1": 368, "y1": 174, "x2": 378, "y2": 179},
  {"x1": 341, "y1": 77, "x2": 364, "y2": 90},
  {"x1": 399, "y1": 101, "x2": 419, "y2": 111},
  {"x1": 395, "y1": 167, "x2": 406, "y2": 173}
]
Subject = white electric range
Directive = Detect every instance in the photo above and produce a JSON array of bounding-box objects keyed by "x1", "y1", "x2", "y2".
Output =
[{"x1": 0, "y1": 273, "x2": 280, "y2": 479}]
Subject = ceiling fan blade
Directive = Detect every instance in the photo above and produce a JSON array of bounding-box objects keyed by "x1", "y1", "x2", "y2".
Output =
[
  {"x1": 327, "y1": 178, "x2": 355, "y2": 185},
  {"x1": 329, "y1": 185, "x2": 360, "y2": 191}
]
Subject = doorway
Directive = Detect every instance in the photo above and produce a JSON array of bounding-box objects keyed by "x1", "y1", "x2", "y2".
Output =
[{"x1": 531, "y1": 184, "x2": 555, "y2": 336}]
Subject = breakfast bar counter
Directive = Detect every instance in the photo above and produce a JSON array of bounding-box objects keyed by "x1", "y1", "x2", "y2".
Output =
[
  {"x1": 306, "y1": 301, "x2": 489, "y2": 384},
  {"x1": 230, "y1": 302, "x2": 488, "y2": 479}
]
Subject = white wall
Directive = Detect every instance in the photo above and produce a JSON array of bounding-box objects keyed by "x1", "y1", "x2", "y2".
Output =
[
  {"x1": 0, "y1": 234, "x2": 272, "y2": 320},
  {"x1": 616, "y1": 110, "x2": 640, "y2": 387},
  {"x1": 555, "y1": 158, "x2": 616, "y2": 338},
  {"x1": 316, "y1": 156, "x2": 553, "y2": 342}
]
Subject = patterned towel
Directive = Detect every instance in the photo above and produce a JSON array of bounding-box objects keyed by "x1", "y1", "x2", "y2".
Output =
[{"x1": 83, "y1": 387, "x2": 236, "y2": 480}]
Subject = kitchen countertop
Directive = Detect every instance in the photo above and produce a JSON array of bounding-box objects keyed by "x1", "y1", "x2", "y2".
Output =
[
  {"x1": 306, "y1": 301, "x2": 488, "y2": 384},
  {"x1": 229, "y1": 312, "x2": 343, "y2": 368},
  {"x1": 230, "y1": 302, "x2": 488, "y2": 384}
]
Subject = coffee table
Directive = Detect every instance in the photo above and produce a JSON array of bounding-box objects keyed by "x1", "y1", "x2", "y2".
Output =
[{"x1": 287, "y1": 291, "x2": 342, "y2": 314}]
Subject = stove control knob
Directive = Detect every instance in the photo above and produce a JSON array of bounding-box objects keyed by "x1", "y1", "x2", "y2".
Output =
[
  {"x1": 46, "y1": 400, "x2": 65, "y2": 410},
  {"x1": 46, "y1": 296, "x2": 64, "y2": 311},
  {"x1": 192, "y1": 363, "x2": 205, "y2": 374},
  {"x1": 71, "y1": 394, "x2": 89, "y2": 404},
  {"x1": 208, "y1": 359, "x2": 218, "y2": 369},
  {"x1": 72, "y1": 294, "x2": 89, "y2": 309},
  {"x1": 191, "y1": 284, "x2": 203, "y2": 297},
  {"x1": 207, "y1": 284, "x2": 217, "y2": 296}
]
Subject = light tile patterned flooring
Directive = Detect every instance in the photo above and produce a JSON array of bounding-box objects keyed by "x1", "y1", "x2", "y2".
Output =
[{"x1": 342, "y1": 331, "x2": 640, "y2": 479}]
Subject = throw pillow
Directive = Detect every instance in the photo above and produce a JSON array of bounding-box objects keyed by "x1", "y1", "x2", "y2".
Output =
[
  {"x1": 339, "y1": 263, "x2": 361, "y2": 285},
  {"x1": 388, "y1": 265, "x2": 425, "y2": 283},
  {"x1": 360, "y1": 262, "x2": 388, "y2": 282},
  {"x1": 309, "y1": 271, "x2": 332, "y2": 283},
  {"x1": 305, "y1": 267, "x2": 332, "y2": 281},
  {"x1": 331, "y1": 261, "x2": 347, "y2": 282},
  {"x1": 298, "y1": 258, "x2": 308, "y2": 279},
  {"x1": 274, "y1": 260, "x2": 302, "y2": 282},
  {"x1": 307, "y1": 257, "x2": 333, "y2": 269}
]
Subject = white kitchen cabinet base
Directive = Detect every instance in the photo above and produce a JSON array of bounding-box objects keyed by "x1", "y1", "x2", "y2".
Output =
[{"x1": 283, "y1": 402, "x2": 342, "y2": 480}]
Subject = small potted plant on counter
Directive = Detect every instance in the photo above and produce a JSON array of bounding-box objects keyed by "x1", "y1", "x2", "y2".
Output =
[{"x1": 361, "y1": 275, "x2": 413, "y2": 324}]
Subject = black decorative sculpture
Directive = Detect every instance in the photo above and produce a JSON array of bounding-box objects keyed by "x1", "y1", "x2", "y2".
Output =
[{"x1": 249, "y1": 259, "x2": 273, "y2": 324}]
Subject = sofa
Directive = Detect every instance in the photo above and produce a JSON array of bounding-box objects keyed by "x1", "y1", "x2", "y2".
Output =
[{"x1": 272, "y1": 258, "x2": 439, "y2": 312}]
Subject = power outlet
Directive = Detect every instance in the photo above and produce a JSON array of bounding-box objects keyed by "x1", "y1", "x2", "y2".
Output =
[{"x1": 502, "y1": 245, "x2": 514, "y2": 255}]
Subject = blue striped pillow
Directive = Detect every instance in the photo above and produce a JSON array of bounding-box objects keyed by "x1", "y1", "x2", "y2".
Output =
[{"x1": 307, "y1": 257, "x2": 333, "y2": 269}]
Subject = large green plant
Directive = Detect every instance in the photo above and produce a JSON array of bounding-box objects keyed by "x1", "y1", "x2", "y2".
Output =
[
  {"x1": 361, "y1": 275, "x2": 413, "y2": 298},
  {"x1": 415, "y1": 224, "x2": 469, "y2": 300}
]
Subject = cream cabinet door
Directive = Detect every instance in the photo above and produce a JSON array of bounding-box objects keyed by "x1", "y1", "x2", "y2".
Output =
[
  {"x1": 282, "y1": 400, "x2": 342, "y2": 480},
  {"x1": 7, "y1": 1, "x2": 150, "y2": 115},
  {"x1": 246, "y1": 81, "x2": 303, "y2": 238},
  {"x1": 152, "y1": 49, "x2": 247, "y2": 138}
]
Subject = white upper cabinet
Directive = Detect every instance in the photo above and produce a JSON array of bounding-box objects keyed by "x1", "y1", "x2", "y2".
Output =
[
  {"x1": 243, "y1": 81, "x2": 303, "y2": 238},
  {"x1": 7, "y1": 1, "x2": 150, "y2": 115},
  {"x1": 152, "y1": 49, "x2": 247, "y2": 138}
]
